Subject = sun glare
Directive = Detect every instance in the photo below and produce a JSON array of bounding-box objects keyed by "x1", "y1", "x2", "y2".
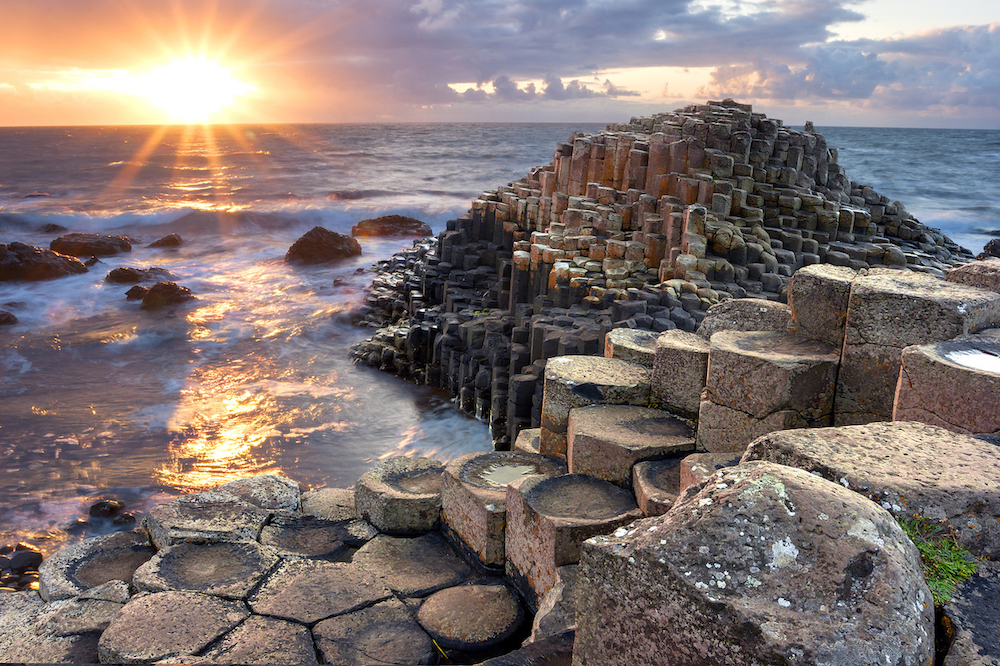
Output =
[{"x1": 135, "y1": 56, "x2": 256, "y2": 123}]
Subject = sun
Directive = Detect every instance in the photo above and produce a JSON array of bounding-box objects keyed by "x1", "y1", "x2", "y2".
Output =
[{"x1": 134, "y1": 56, "x2": 256, "y2": 123}]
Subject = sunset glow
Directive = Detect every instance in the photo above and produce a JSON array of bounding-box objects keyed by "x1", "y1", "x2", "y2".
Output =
[{"x1": 132, "y1": 57, "x2": 256, "y2": 123}]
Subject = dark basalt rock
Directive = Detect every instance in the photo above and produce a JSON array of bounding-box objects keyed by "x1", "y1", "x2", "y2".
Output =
[
  {"x1": 89, "y1": 500, "x2": 127, "y2": 519},
  {"x1": 0, "y1": 310, "x2": 17, "y2": 325},
  {"x1": 37, "y1": 223, "x2": 69, "y2": 233},
  {"x1": 149, "y1": 233, "x2": 183, "y2": 248},
  {"x1": 140, "y1": 281, "x2": 195, "y2": 309},
  {"x1": 125, "y1": 285, "x2": 148, "y2": 300},
  {"x1": 50, "y1": 233, "x2": 132, "y2": 257},
  {"x1": 351, "y1": 215, "x2": 432, "y2": 238},
  {"x1": 285, "y1": 226, "x2": 362, "y2": 264},
  {"x1": 105, "y1": 266, "x2": 175, "y2": 284},
  {"x1": 978, "y1": 238, "x2": 1000, "y2": 260},
  {"x1": 0, "y1": 242, "x2": 88, "y2": 281}
]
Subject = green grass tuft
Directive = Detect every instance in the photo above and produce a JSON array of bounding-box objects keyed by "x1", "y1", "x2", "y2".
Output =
[{"x1": 899, "y1": 516, "x2": 980, "y2": 605}]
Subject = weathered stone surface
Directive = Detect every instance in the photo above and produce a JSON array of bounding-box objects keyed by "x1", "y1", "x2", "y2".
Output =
[
  {"x1": 604, "y1": 328, "x2": 658, "y2": 368},
  {"x1": 478, "y1": 630, "x2": 575, "y2": 666},
  {"x1": 355, "y1": 456, "x2": 444, "y2": 534},
  {"x1": 351, "y1": 214, "x2": 433, "y2": 237},
  {"x1": 836, "y1": 271, "x2": 1000, "y2": 424},
  {"x1": 259, "y1": 515, "x2": 355, "y2": 559},
  {"x1": 38, "y1": 530, "x2": 155, "y2": 601},
  {"x1": 352, "y1": 533, "x2": 471, "y2": 597},
  {"x1": 199, "y1": 615, "x2": 318, "y2": 665},
  {"x1": 98, "y1": 591, "x2": 249, "y2": 664},
  {"x1": 50, "y1": 232, "x2": 131, "y2": 257},
  {"x1": 301, "y1": 487, "x2": 355, "y2": 521},
  {"x1": 142, "y1": 489, "x2": 272, "y2": 550},
  {"x1": 285, "y1": 226, "x2": 362, "y2": 264},
  {"x1": 37, "y1": 596, "x2": 124, "y2": 636},
  {"x1": 567, "y1": 405, "x2": 694, "y2": 487},
  {"x1": 696, "y1": 298, "x2": 792, "y2": 340},
  {"x1": 513, "y1": 428, "x2": 541, "y2": 454},
  {"x1": 894, "y1": 337, "x2": 1000, "y2": 434},
  {"x1": 678, "y1": 451, "x2": 742, "y2": 496},
  {"x1": 249, "y1": 559, "x2": 391, "y2": 624},
  {"x1": 105, "y1": 266, "x2": 175, "y2": 284},
  {"x1": 141, "y1": 281, "x2": 195, "y2": 309},
  {"x1": 742, "y1": 421, "x2": 1000, "y2": 558},
  {"x1": 313, "y1": 597, "x2": 437, "y2": 665},
  {"x1": 505, "y1": 474, "x2": 641, "y2": 608},
  {"x1": 947, "y1": 258, "x2": 1000, "y2": 293},
  {"x1": 417, "y1": 584, "x2": 524, "y2": 651},
  {"x1": 574, "y1": 461, "x2": 934, "y2": 666},
  {"x1": 149, "y1": 233, "x2": 183, "y2": 248},
  {"x1": 0, "y1": 241, "x2": 88, "y2": 281},
  {"x1": 942, "y1": 560, "x2": 1000, "y2": 666},
  {"x1": 541, "y1": 355, "x2": 650, "y2": 457},
  {"x1": 441, "y1": 451, "x2": 567, "y2": 569},
  {"x1": 133, "y1": 541, "x2": 279, "y2": 599},
  {"x1": 786, "y1": 263, "x2": 858, "y2": 348},
  {"x1": 218, "y1": 473, "x2": 301, "y2": 512},
  {"x1": 0, "y1": 592, "x2": 100, "y2": 663},
  {"x1": 696, "y1": 400, "x2": 806, "y2": 453},
  {"x1": 651, "y1": 329, "x2": 710, "y2": 419},
  {"x1": 528, "y1": 565, "x2": 578, "y2": 643},
  {"x1": 632, "y1": 457, "x2": 685, "y2": 516}
]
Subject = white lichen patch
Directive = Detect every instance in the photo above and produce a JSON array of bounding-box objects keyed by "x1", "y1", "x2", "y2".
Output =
[
  {"x1": 613, "y1": 527, "x2": 628, "y2": 538},
  {"x1": 768, "y1": 537, "x2": 799, "y2": 569},
  {"x1": 847, "y1": 517, "x2": 886, "y2": 549},
  {"x1": 777, "y1": 597, "x2": 791, "y2": 608}
]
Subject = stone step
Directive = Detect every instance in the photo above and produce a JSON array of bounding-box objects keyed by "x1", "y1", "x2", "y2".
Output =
[{"x1": 354, "y1": 456, "x2": 444, "y2": 535}]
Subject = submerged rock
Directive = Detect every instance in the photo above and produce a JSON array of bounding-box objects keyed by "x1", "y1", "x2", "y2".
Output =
[
  {"x1": 285, "y1": 226, "x2": 362, "y2": 264},
  {"x1": 0, "y1": 310, "x2": 17, "y2": 325},
  {"x1": 351, "y1": 215, "x2": 432, "y2": 237},
  {"x1": 0, "y1": 242, "x2": 87, "y2": 281},
  {"x1": 50, "y1": 233, "x2": 131, "y2": 257},
  {"x1": 140, "y1": 281, "x2": 195, "y2": 309},
  {"x1": 149, "y1": 233, "x2": 183, "y2": 248},
  {"x1": 105, "y1": 266, "x2": 175, "y2": 284}
]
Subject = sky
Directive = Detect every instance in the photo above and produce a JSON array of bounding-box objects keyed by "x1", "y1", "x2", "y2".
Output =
[{"x1": 0, "y1": 0, "x2": 997, "y2": 128}]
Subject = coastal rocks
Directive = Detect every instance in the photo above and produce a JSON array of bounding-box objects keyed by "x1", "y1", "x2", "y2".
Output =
[
  {"x1": 631, "y1": 457, "x2": 685, "y2": 516},
  {"x1": 352, "y1": 533, "x2": 471, "y2": 597},
  {"x1": 132, "y1": 541, "x2": 279, "y2": 598},
  {"x1": 38, "y1": 530, "x2": 155, "y2": 602},
  {"x1": 97, "y1": 591, "x2": 248, "y2": 663},
  {"x1": 786, "y1": 263, "x2": 858, "y2": 347},
  {"x1": 0, "y1": 309, "x2": 16, "y2": 325},
  {"x1": 140, "y1": 281, "x2": 195, "y2": 309},
  {"x1": 604, "y1": 328, "x2": 658, "y2": 367},
  {"x1": 50, "y1": 233, "x2": 131, "y2": 257},
  {"x1": 651, "y1": 329, "x2": 710, "y2": 419},
  {"x1": 313, "y1": 598, "x2": 437, "y2": 665},
  {"x1": 104, "y1": 266, "x2": 175, "y2": 284},
  {"x1": 947, "y1": 257, "x2": 1000, "y2": 293},
  {"x1": 742, "y1": 421, "x2": 1000, "y2": 558},
  {"x1": 696, "y1": 298, "x2": 792, "y2": 340},
  {"x1": 142, "y1": 489, "x2": 272, "y2": 549},
  {"x1": 351, "y1": 214, "x2": 433, "y2": 237},
  {"x1": 301, "y1": 487, "x2": 356, "y2": 521},
  {"x1": 259, "y1": 515, "x2": 357, "y2": 558},
  {"x1": 0, "y1": 592, "x2": 101, "y2": 663},
  {"x1": 285, "y1": 226, "x2": 362, "y2": 264},
  {"x1": 573, "y1": 461, "x2": 934, "y2": 666},
  {"x1": 893, "y1": 336, "x2": 1000, "y2": 434},
  {"x1": 416, "y1": 584, "x2": 525, "y2": 651},
  {"x1": 197, "y1": 615, "x2": 318, "y2": 665},
  {"x1": 0, "y1": 242, "x2": 87, "y2": 281},
  {"x1": 149, "y1": 233, "x2": 183, "y2": 248},
  {"x1": 941, "y1": 560, "x2": 1000, "y2": 665},
  {"x1": 835, "y1": 271, "x2": 1000, "y2": 424},
  {"x1": 354, "y1": 456, "x2": 444, "y2": 534}
]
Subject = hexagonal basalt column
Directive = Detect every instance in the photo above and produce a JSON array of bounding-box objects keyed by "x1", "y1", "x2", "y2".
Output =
[
  {"x1": 540, "y1": 356, "x2": 651, "y2": 457},
  {"x1": 786, "y1": 264, "x2": 858, "y2": 348},
  {"x1": 893, "y1": 336, "x2": 1000, "y2": 435},
  {"x1": 354, "y1": 456, "x2": 444, "y2": 535},
  {"x1": 505, "y1": 474, "x2": 642, "y2": 609},
  {"x1": 604, "y1": 328, "x2": 659, "y2": 368},
  {"x1": 440, "y1": 451, "x2": 566, "y2": 569},
  {"x1": 836, "y1": 271, "x2": 1000, "y2": 425},
  {"x1": 651, "y1": 330, "x2": 709, "y2": 419},
  {"x1": 39, "y1": 531, "x2": 156, "y2": 601},
  {"x1": 697, "y1": 331, "x2": 839, "y2": 452},
  {"x1": 132, "y1": 541, "x2": 279, "y2": 599},
  {"x1": 631, "y1": 457, "x2": 685, "y2": 516},
  {"x1": 567, "y1": 405, "x2": 695, "y2": 487}
]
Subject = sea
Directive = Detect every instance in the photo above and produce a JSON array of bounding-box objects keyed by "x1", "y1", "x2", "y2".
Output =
[{"x1": 0, "y1": 122, "x2": 998, "y2": 554}]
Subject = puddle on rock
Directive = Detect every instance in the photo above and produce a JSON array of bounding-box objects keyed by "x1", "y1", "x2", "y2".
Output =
[{"x1": 478, "y1": 464, "x2": 538, "y2": 487}]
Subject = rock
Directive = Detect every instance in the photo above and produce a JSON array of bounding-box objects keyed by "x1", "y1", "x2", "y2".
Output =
[
  {"x1": 942, "y1": 560, "x2": 1000, "y2": 666},
  {"x1": 979, "y1": 239, "x2": 1000, "y2": 260},
  {"x1": 947, "y1": 258, "x2": 1000, "y2": 293},
  {"x1": 133, "y1": 541, "x2": 279, "y2": 598},
  {"x1": 125, "y1": 285, "x2": 148, "y2": 300},
  {"x1": 285, "y1": 226, "x2": 362, "y2": 264},
  {"x1": 567, "y1": 405, "x2": 695, "y2": 487},
  {"x1": 259, "y1": 515, "x2": 355, "y2": 559},
  {"x1": 37, "y1": 223, "x2": 69, "y2": 233},
  {"x1": 200, "y1": 615, "x2": 318, "y2": 665},
  {"x1": 0, "y1": 310, "x2": 18, "y2": 325},
  {"x1": 678, "y1": 451, "x2": 742, "y2": 495},
  {"x1": 0, "y1": 592, "x2": 101, "y2": 663},
  {"x1": 50, "y1": 233, "x2": 131, "y2": 257},
  {"x1": 352, "y1": 533, "x2": 471, "y2": 597},
  {"x1": 301, "y1": 487, "x2": 356, "y2": 521},
  {"x1": 104, "y1": 266, "x2": 175, "y2": 284},
  {"x1": 894, "y1": 337, "x2": 1000, "y2": 434},
  {"x1": 89, "y1": 499, "x2": 127, "y2": 518},
  {"x1": 604, "y1": 328, "x2": 658, "y2": 367},
  {"x1": 835, "y1": 271, "x2": 1000, "y2": 425},
  {"x1": 36, "y1": 596, "x2": 125, "y2": 636},
  {"x1": 142, "y1": 489, "x2": 272, "y2": 550},
  {"x1": 351, "y1": 214, "x2": 433, "y2": 237},
  {"x1": 696, "y1": 298, "x2": 792, "y2": 340},
  {"x1": 786, "y1": 263, "x2": 858, "y2": 348},
  {"x1": 417, "y1": 584, "x2": 524, "y2": 652},
  {"x1": 478, "y1": 630, "x2": 575, "y2": 666},
  {"x1": 141, "y1": 281, "x2": 195, "y2": 309},
  {"x1": 505, "y1": 474, "x2": 641, "y2": 608},
  {"x1": 528, "y1": 565, "x2": 578, "y2": 642},
  {"x1": 651, "y1": 329, "x2": 710, "y2": 419},
  {"x1": 742, "y1": 421, "x2": 1000, "y2": 558},
  {"x1": 7, "y1": 549, "x2": 42, "y2": 573},
  {"x1": 97, "y1": 591, "x2": 248, "y2": 664},
  {"x1": 149, "y1": 233, "x2": 183, "y2": 248},
  {"x1": 355, "y1": 456, "x2": 444, "y2": 534},
  {"x1": 631, "y1": 457, "x2": 685, "y2": 516},
  {"x1": 38, "y1": 530, "x2": 155, "y2": 601},
  {"x1": 313, "y1": 597, "x2": 437, "y2": 665},
  {"x1": 574, "y1": 461, "x2": 934, "y2": 666},
  {"x1": 513, "y1": 428, "x2": 541, "y2": 454},
  {"x1": 218, "y1": 473, "x2": 301, "y2": 512},
  {"x1": 0, "y1": 242, "x2": 87, "y2": 281},
  {"x1": 248, "y1": 559, "x2": 392, "y2": 624}
]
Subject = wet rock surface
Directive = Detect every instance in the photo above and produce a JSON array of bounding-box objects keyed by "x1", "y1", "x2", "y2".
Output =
[
  {"x1": 0, "y1": 241, "x2": 88, "y2": 281},
  {"x1": 140, "y1": 280, "x2": 195, "y2": 309},
  {"x1": 50, "y1": 232, "x2": 132, "y2": 257},
  {"x1": 417, "y1": 584, "x2": 525, "y2": 651},
  {"x1": 38, "y1": 531, "x2": 155, "y2": 601},
  {"x1": 351, "y1": 214, "x2": 433, "y2": 237},
  {"x1": 285, "y1": 226, "x2": 362, "y2": 264},
  {"x1": 313, "y1": 597, "x2": 437, "y2": 665},
  {"x1": 105, "y1": 266, "x2": 176, "y2": 284}
]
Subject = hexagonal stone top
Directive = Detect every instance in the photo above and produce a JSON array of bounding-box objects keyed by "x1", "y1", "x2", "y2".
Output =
[
  {"x1": 570, "y1": 405, "x2": 695, "y2": 454},
  {"x1": 545, "y1": 356, "x2": 651, "y2": 408},
  {"x1": 143, "y1": 489, "x2": 272, "y2": 550},
  {"x1": 352, "y1": 533, "x2": 471, "y2": 597},
  {"x1": 605, "y1": 328, "x2": 659, "y2": 367},
  {"x1": 925, "y1": 337, "x2": 1000, "y2": 375},
  {"x1": 448, "y1": 451, "x2": 567, "y2": 503},
  {"x1": 133, "y1": 541, "x2": 279, "y2": 599},
  {"x1": 522, "y1": 474, "x2": 640, "y2": 524},
  {"x1": 710, "y1": 330, "x2": 840, "y2": 365},
  {"x1": 259, "y1": 515, "x2": 356, "y2": 559},
  {"x1": 38, "y1": 531, "x2": 156, "y2": 602},
  {"x1": 218, "y1": 474, "x2": 301, "y2": 512},
  {"x1": 355, "y1": 456, "x2": 444, "y2": 534},
  {"x1": 417, "y1": 584, "x2": 524, "y2": 651}
]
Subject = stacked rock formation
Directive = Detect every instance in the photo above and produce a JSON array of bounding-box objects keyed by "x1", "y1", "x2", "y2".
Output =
[{"x1": 352, "y1": 100, "x2": 975, "y2": 449}]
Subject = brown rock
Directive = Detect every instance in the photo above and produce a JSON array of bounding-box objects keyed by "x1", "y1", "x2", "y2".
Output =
[
  {"x1": 0, "y1": 242, "x2": 87, "y2": 281},
  {"x1": 50, "y1": 233, "x2": 131, "y2": 257},
  {"x1": 351, "y1": 215, "x2": 432, "y2": 237},
  {"x1": 141, "y1": 281, "x2": 195, "y2": 309},
  {"x1": 352, "y1": 533, "x2": 471, "y2": 597},
  {"x1": 200, "y1": 615, "x2": 318, "y2": 665},
  {"x1": 417, "y1": 584, "x2": 524, "y2": 651},
  {"x1": 313, "y1": 598, "x2": 437, "y2": 665},
  {"x1": 285, "y1": 226, "x2": 362, "y2": 264}
]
